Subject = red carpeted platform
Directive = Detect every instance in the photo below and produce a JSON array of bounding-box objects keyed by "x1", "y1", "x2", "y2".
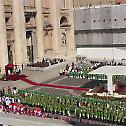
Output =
[
  {"x1": 7, "y1": 74, "x2": 28, "y2": 81},
  {"x1": 18, "y1": 76, "x2": 89, "y2": 91},
  {"x1": 5, "y1": 74, "x2": 89, "y2": 91},
  {"x1": 115, "y1": 85, "x2": 126, "y2": 94},
  {"x1": 7, "y1": 74, "x2": 89, "y2": 91}
]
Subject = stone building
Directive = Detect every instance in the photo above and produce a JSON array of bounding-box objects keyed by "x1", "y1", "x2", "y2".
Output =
[
  {"x1": 0, "y1": 0, "x2": 76, "y2": 72},
  {"x1": 74, "y1": 4, "x2": 126, "y2": 60},
  {"x1": 74, "y1": 4, "x2": 126, "y2": 47},
  {"x1": 73, "y1": 0, "x2": 126, "y2": 7}
]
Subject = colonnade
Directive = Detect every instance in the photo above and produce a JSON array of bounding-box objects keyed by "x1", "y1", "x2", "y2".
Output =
[
  {"x1": 0, "y1": 0, "x2": 8, "y2": 73},
  {"x1": 0, "y1": 0, "x2": 76, "y2": 73}
]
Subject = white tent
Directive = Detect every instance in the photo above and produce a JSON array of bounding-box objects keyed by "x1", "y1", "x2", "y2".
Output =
[{"x1": 88, "y1": 66, "x2": 126, "y2": 94}]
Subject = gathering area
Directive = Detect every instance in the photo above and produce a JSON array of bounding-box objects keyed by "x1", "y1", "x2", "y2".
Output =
[
  {"x1": 1, "y1": 0, "x2": 126, "y2": 126},
  {"x1": 0, "y1": 57, "x2": 126, "y2": 126}
]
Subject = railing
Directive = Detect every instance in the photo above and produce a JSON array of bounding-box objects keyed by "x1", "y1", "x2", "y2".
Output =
[
  {"x1": 6, "y1": 25, "x2": 14, "y2": 30},
  {"x1": 24, "y1": 6, "x2": 36, "y2": 13},
  {"x1": 26, "y1": 24, "x2": 36, "y2": 29}
]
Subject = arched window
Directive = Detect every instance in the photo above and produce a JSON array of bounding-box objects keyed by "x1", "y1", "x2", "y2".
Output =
[
  {"x1": 60, "y1": 16, "x2": 68, "y2": 26},
  {"x1": 62, "y1": 33, "x2": 66, "y2": 44}
]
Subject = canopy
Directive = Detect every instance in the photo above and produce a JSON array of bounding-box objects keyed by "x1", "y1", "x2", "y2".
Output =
[
  {"x1": 88, "y1": 66, "x2": 126, "y2": 94},
  {"x1": 5, "y1": 64, "x2": 14, "y2": 69},
  {"x1": 89, "y1": 66, "x2": 126, "y2": 76}
]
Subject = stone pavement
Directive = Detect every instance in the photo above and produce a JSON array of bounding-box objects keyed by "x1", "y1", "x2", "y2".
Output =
[
  {"x1": 0, "y1": 112, "x2": 120, "y2": 126},
  {"x1": 0, "y1": 59, "x2": 75, "y2": 91},
  {"x1": 0, "y1": 113, "x2": 72, "y2": 126}
]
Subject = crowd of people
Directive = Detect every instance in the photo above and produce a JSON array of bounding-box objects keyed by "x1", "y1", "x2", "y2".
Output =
[
  {"x1": 27, "y1": 58, "x2": 65, "y2": 67},
  {"x1": 90, "y1": 60, "x2": 123, "y2": 68},
  {"x1": 59, "y1": 60, "x2": 125, "y2": 81},
  {"x1": 0, "y1": 88, "x2": 126, "y2": 125},
  {"x1": 59, "y1": 62, "x2": 106, "y2": 80}
]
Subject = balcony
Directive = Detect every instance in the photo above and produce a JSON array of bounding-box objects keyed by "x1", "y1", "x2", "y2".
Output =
[
  {"x1": 24, "y1": 6, "x2": 37, "y2": 17},
  {"x1": 4, "y1": 5, "x2": 12, "y2": 13},
  {"x1": 42, "y1": 7, "x2": 50, "y2": 14},
  {"x1": 6, "y1": 25, "x2": 14, "y2": 30},
  {"x1": 26, "y1": 23, "x2": 36, "y2": 29}
]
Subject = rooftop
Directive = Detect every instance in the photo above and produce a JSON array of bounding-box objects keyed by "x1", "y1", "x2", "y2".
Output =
[{"x1": 89, "y1": 66, "x2": 126, "y2": 76}]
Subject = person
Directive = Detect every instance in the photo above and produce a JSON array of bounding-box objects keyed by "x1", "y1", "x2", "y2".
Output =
[
  {"x1": 2, "y1": 87, "x2": 5, "y2": 96},
  {"x1": 59, "y1": 70, "x2": 62, "y2": 75},
  {"x1": 22, "y1": 64, "x2": 23, "y2": 70},
  {"x1": 18, "y1": 67, "x2": 21, "y2": 74},
  {"x1": 37, "y1": 106, "x2": 42, "y2": 117},
  {"x1": 0, "y1": 103, "x2": 3, "y2": 113},
  {"x1": 7, "y1": 86, "x2": 11, "y2": 94},
  {"x1": 2, "y1": 74, "x2": 6, "y2": 81},
  {"x1": 33, "y1": 106, "x2": 37, "y2": 116},
  {"x1": 13, "y1": 87, "x2": 17, "y2": 95}
]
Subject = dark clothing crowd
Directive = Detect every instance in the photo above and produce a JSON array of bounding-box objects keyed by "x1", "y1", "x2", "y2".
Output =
[
  {"x1": 27, "y1": 58, "x2": 65, "y2": 67},
  {"x1": 59, "y1": 59, "x2": 124, "y2": 80}
]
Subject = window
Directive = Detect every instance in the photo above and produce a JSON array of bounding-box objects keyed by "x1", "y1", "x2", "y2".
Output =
[
  {"x1": 62, "y1": 33, "x2": 66, "y2": 44},
  {"x1": 5, "y1": 18, "x2": 9, "y2": 23},
  {"x1": 25, "y1": 18, "x2": 30, "y2": 23},
  {"x1": 60, "y1": 16, "x2": 68, "y2": 26}
]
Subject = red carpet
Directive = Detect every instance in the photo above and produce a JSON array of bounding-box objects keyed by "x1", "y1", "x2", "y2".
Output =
[
  {"x1": 6, "y1": 74, "x2": 89, "y2": 91},
  {"x1": 19, "y1": 76, "x2": 89, "y2": 91},
  {"x1": 115, "y1": 85, "x2": 126, "y2": 94},
  {"x1": 7, "y1": 74, "x2": 28, "y2": 81}
]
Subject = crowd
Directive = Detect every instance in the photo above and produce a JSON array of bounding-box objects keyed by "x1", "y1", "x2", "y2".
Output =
[
  {"x1": 59, "y1": 62, "x2": 106, "y2": 80},
  {"x1": 90, "y1": 60, "x2": 123, "y2": 68},
  {"x1": 59, "y1": 60, "x2": 124, "y2": 81},
  {"x1": 0, "y1": 88, "x2": 126, "y2": 125},
  {"x1": 27, "y1": 58, "x2": 65, "y2": 67}
]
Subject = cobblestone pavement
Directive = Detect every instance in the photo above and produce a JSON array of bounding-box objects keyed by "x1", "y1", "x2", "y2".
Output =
[
  {"x1": 0, "y1": 113, "x2": 121, "y2": 126},
  {"x1": 0, "y1": 113, "x2": 71, "y2": 126},
  {"x1": 0, "y1": 61, "x2": 70, "y2": 91}
]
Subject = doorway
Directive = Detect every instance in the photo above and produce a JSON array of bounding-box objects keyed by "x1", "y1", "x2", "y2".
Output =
[
  {"x1": 26, "y1": 31, "x2": 34, "y2": 64},
  {"x1": 7, "y1": 45, "x2": 13, "y2": 64}
]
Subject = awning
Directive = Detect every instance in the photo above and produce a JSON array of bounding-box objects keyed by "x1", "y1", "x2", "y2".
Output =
[{"x1": 5, "y1": 64, "x2": 14, "y2": 69}]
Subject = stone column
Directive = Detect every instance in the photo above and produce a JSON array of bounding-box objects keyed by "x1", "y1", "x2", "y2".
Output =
[
  {"x1": 67, "y1": 0, "x2": 76, "y2": 57},
  {"x1": 32, "y1": 30, "x2": 37, "y2": 63},
  {"x1": 50, "y1": 0, "x2": 60, "y2": 56},
  {"x1": 107, "y1": 74, "x2": 113, "y2": 94},
  {"x1": 35, "y1": 0, "x2": 44, "y2": 62},
  {"x1": 0, "y1": 0, "x2": 8, "y2": 73},
  {"x1": 20, "y1": 0, "x2": 28, "y2": 65},
  {"x1": 12, "y1": 0, "x2": 23, "y2": 67}
]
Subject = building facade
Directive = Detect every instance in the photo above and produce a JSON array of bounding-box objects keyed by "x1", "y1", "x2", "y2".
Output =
[
  {"x1": 0, "y1": 0, "x2": 76, "y2": 72},
  {"x1": 74, "y1": 4, "x2": 126, "y2": 48},
  {"x1": 73, "y1": 0, "x2": 126, "y2": 7},
  {"x1": 74, "y1": 4, "x2": 126, "y2": 61}
]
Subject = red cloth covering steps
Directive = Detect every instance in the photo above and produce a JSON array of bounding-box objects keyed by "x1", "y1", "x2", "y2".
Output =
[
  {"x1": 115, "y1": 85, "x2": 126, "y2": 94},
  {"x1": 7, "y1": 74, "x2": 28, "y2": 81},
  {"x1": 20, "y1": 77, "x2": 89, "y2": 91}
]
